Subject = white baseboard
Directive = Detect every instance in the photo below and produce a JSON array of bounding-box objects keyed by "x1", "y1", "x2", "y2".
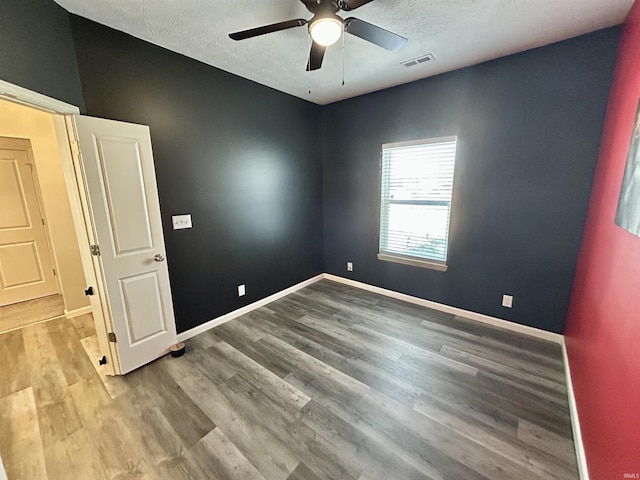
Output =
[
  {"x1": 65, "y1": 305, "x2": 92, "y2": 319},
  {"x1": 562, "y1": 339, "x2": 590, "y2": 480},
  {"x1": 178, "y1": 272, "x2": 563, "y2": 345},
  {"x1": 177, "y1": 274, "x2": 325, "y2": 342},
  {"x1": 323, "y1": 274, "x2": 563, "y2": 344}
]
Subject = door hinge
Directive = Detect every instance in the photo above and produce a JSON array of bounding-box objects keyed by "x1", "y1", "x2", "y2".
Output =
[
  {"x1": 108, "y1": 332, "x2": 117, "y2": 343},
  {"x1": 84, "y1": 286, "x2": 94, "y2": 296},
  {"x1": 71, "y1": 141, "x2": 80, "y2": 156},
  {"x1": 98, "y1": 355, "x2": 107, "y2": 365},
  {"x1": 52, "y1": 268, "x2": 56, "y2": 276},
  {"x1": 90, "y1": 244, "x2": 100, "y2": 256}
]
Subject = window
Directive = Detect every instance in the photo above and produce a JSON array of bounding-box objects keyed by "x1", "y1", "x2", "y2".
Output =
[{"x1": 378, "y1": 136, "x2": 458, "y2": 271}]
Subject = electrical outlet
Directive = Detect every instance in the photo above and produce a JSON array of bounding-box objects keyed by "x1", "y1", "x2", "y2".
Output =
[
  {"x1": 502, "y1": 294, "x2": 513, "y2": 308},
  {"x1": 238, "y1": 284, "x2": 245, "y2": 297},
  {"x1": 347, "y1": 262, "x2": 353, "y2": 272}
]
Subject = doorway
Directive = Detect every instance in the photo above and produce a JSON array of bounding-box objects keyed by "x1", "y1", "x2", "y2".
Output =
[
  {"x1": 0, "y1": 83, "x2": 117, "y2": 374},
  {"x1": 0, "y1": 99, "x2": 90, "y2": 333},
  {"x1": 0, "y1": 78, "x2": 179, "y2": 376},
  {"x1": 0, "y1": 136, "x2": 61, "y2": 327}
]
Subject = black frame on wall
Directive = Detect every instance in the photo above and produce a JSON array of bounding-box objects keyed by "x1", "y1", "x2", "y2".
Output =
[{"x1": 615, "y1": 97, "x2": 640, "y2": 237}]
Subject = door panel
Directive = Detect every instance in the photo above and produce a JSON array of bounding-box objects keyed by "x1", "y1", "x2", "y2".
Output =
[
  {"x1": 72, "y1": 115, "x2": 176, "y2": 374},
  {"x1": 120, "y1": 272, "x2": 166, "y2": 344},
  {"x1": 98, "y1": 136, "x2": 153, "y2": 255},
  {"x1": 0, "y1": 159, "x2": 31, "y2": 227},
  {"x1": 0, "y1": 241, "x2": 44, "y2": 287},
  {"x1": 0, "y1": 142, "x2": 58, "y2": 306}
]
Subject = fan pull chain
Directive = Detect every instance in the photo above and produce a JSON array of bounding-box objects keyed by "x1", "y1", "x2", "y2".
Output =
[
  {"x1": 308, "y1": 32, "x2": 312, "y2": 95},
  {"x1": 342, "y1": 29, "x2": 345, "y2": 86}
]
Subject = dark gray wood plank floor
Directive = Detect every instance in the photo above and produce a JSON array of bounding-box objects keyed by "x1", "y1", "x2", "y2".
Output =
[{"x1": 0, "y1": 280, "x2": 578, "y2": 479}]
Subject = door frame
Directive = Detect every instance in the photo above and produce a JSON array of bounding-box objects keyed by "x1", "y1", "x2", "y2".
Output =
[{"x1": 0, "y1": 79, "x2": 121, "y2": 375}]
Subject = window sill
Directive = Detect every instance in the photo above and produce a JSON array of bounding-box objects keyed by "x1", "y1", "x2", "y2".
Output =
[{"x1": 377, "y1": 253, "x2": 448, "y2": 272}]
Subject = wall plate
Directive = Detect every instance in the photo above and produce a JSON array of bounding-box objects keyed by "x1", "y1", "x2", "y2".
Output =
[{"x1": 172, "y1": 214, "x2": 192, "y2": 230}]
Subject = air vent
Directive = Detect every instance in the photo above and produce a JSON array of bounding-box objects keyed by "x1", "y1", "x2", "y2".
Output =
[{"x1": 401, "y1": 53, "x2": 435, "y2": 68}]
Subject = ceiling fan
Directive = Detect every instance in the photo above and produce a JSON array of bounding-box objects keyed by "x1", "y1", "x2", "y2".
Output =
[{"x1": 229, "y1": 0, "x2": 408, "y2": 71}]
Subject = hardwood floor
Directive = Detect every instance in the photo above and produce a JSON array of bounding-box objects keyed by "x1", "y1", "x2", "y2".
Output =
[
  {"x1": 0, "y1": 280, "x2": 578, "y2": 479},
  {"x1": 0, "y1": 294, "x2": 64, "y2": 334}
]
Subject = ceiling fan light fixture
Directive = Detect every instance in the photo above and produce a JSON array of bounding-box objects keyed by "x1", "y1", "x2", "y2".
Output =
[{"x1": 309, "y1": 16, "x2": 343, "y2": 46}]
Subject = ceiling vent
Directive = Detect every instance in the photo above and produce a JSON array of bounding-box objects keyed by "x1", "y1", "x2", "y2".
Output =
[{"x1": 402, "y1": 53, "x2": 435, "y2": 67}]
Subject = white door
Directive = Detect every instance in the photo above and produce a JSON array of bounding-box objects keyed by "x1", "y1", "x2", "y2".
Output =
[
  {"x1": 0, "y1": 138, "x2": 58, "y2": 306},
  {"x1": 71, "y1": 115, "x2": 177, "y2": 374}
]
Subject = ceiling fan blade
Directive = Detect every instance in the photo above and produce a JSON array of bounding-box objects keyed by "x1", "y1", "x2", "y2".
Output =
[
  {"x1": 306, "y1": 41, "x2": 326, "y2": 71},
  {"x1": 338, "y1": 0, "x2": 375, "y2": 11},
  {"x1": 344, "y1": 17, "x2": 407, "y2": 52},
  {"x1": 229, "y1": 19, "x2": 307, "y2": 41}
]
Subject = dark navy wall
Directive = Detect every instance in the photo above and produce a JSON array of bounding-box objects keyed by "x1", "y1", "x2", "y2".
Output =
[
  {"x1": 322, "y1": 28, "x2": 620, "y2": 333},
  {"x1": 0, "y1": 0, "x2": 85, "y2": 109},
  {"x1": 0, "y1": 0, "x2": 620, "y2": 334},
  {"x1": 70, "y1": 17, "x2": 324, "y2": 333}
]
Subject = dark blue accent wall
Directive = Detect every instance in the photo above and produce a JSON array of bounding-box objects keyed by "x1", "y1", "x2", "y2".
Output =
[
  {"x1": 0, "y1": 0, "x2": 85, "y2": 109},
  {"x1": 70, "y1": 17, "x2": 324, "y2": 333},
  {"x1": 322, "y1": 28, "x2": 619, "y2": 333}
]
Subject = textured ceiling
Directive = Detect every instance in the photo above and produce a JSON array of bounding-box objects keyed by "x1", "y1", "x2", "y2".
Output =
[{"x1": 54, "y1": 0, "x2": 633, "y2": 105}]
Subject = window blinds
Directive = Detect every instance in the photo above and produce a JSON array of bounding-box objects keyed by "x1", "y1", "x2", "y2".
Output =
[{"x1": 379, "y1": 136, "x2": 457, "y2": 264}]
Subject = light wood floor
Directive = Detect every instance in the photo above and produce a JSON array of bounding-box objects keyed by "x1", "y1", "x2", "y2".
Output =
[
  {"x1": 0, "y1": 280, "x2": 578, "y2": 479},
  {"x1": 0, "y1": 294, "x2": 64, "y2": 334}
]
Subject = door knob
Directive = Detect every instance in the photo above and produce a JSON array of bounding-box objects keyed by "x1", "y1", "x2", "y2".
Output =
[{"x1": 153, "y1": 254, "x2": 165, "y2": 262}]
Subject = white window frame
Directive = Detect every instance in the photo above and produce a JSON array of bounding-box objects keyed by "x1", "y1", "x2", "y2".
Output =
[{"x1": 377, "y1": 135, "x2": 458, "y2": 272}]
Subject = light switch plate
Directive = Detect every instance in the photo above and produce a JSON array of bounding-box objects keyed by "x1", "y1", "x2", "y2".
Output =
[{"x1": 172, "y1": 214, "x2": 192, "y2": 230}]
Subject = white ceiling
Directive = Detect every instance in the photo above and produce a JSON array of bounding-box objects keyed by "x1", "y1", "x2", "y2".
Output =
[{"x1": 54, "y1": 0, "x2": 633, "y2": 105}]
